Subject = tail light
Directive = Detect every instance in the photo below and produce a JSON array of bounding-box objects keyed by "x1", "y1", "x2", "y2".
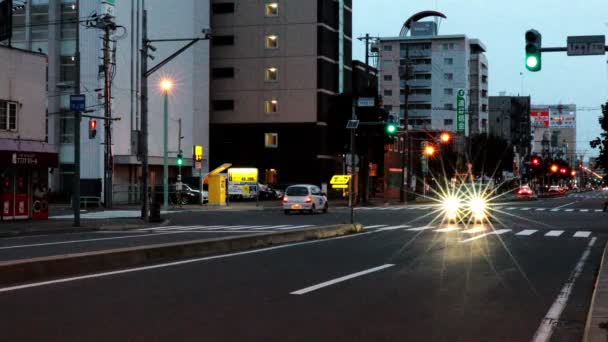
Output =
[
  {"x1": 305, "y1": 196, "x2": 312, "y2": 203},
  {"x1": 283, "y1": 196, "x2": 289, "y2": 203}
]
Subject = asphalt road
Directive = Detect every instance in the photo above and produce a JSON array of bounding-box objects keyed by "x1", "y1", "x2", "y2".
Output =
[
  {"x1": 0, "y1": 191, "x2": 606, "y2": 263},
  {"x1": 0, "y1": 191, "x2": 607, "y2": 341}
]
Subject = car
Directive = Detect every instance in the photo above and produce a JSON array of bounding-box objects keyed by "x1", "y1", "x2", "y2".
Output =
[
  {"x1": 517, "y1": 185, "x2": 537, "y2": 200},
  {"x1": 282, "y1": 184, "x2": 328, "y2": 214},
  {"x1": 153, "y1": 184, "x2": 208, "y2": 205},
  {"x1": 548, "y1": 185, "x2": 562, "y2": 194},
  {"x1": 441, "y1": 183, "x2": 494, "y2": 224}
]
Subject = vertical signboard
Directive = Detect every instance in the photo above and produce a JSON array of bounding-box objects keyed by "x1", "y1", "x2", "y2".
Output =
[
  {"x1": 530, "y1": 109, "x2": 550, "y2": 127},
  {"x1": 456, "y1": 89, "x2": 466, "y2": 134}
]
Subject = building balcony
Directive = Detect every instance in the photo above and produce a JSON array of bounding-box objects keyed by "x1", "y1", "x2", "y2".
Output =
[
  {"x1": 402, "y1": 49, "x2": 432, "y2": 58},
  {"x1": 406, "y1": 79, "x2": 431, "y2": 88},
  {"x1": 412, "y1": 64, "x2": 432, "y2": 73},
  {"x1": 405, "y1": 94, "x2": 432, "y2": 103},
  {"x1": 407, "y1": 109, "x2": 431, "y2": 117}
]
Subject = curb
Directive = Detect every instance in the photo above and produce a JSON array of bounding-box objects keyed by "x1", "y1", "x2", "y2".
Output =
[
  {"x1": 583, "y1": 240, "x2": 608, "y2": 342},
  {"x1": 0, "y1": 223, "x2": 362, "y2": 287},
  {"x1": 0, "y1": 219, "x2": 171, "y2": 238}
]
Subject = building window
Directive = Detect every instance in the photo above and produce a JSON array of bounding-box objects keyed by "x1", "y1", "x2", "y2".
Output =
[
  {"x1": 265, "y1": 2, "x2": 279, "y2": 17},
  {"x1": 384, "y1": 105, "x2": 393, "y2": 111},
  {"x1": 444, "y1": 103, "x2": 454, "y2": 110},
  {"x1": 482, "y1": 104, "x2": 488, "y2": 112},
  {"x1": 59, "y1": 115, "x2": 74, "y2": 143},
  {"x1": 444, "y1": 119, "x2": 453, "y2": 126},
  {"x1": 60, "y1": 2, "x2": 77, "y2": 39},
  {"x1": 212, "y1": 3, "x2": 235, "y2": 14},
  {"x1": 481, "y1": 90, "x2": 488, "y2": 98},
  {"x1": 444, "y1": 88, "x2": 453, "y2": 96},
  {"x1": 264, "y1": 133, "x2": 278, "y2": 148},
  {"x1": 265, "y1": 99, "x2": 279, "y2": 113},
  {"x1": 211, "y1": 35, "x2": 235, "y2": 46},
  {"x1": 265, "y1": 67, "x2": 278, "y2": 81},
  {"x1": 444, "y1": 73, "x2": 453, "y2": 80},
  {"x1": 442, "y1": 43, "x2": 449, "y2": 50},
  {"x1": 449, "y1": 43, "x2": 456, "y2": 49},
  {"x1": 0, "y1": 101, "x2": 18, "y2": 131},
  {"x1": 59, "y1": 56, "x2": 77, "y2": 83},
  {"x1": 265, "y1": 35, "x2": 279, "y2": 49},
  {"x1": 383, "y1": 75, "x2": 392, "y2": 81},
  {"x1": 444, "y1": 58, "x2": 453, "y2": 65},
  {"x1": 212, "y1": 67, "x2": 234, "y2": 79},
  {"x1": 384, "y1": 89, "x2": 393, "y2": 96},
  {"x1": 212, "y1": 100, "x2": 235, "y2": 111},
  {"x1": 383, "y1": 45, "x2": 392, "y2": 51}
]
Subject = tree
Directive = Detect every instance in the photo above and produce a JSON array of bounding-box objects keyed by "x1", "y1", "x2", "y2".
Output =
[{"x1": 590, "y1": 101, "x2": 608, "y2": 172}]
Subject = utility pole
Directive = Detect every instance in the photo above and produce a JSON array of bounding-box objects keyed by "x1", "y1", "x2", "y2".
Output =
[
  {"x1": 140, "y1": 8, "x2": 150, "y2": 220},
  {"x1": 178, "y1": 118, "x2": 182, "y2": 178},
  {"x1": 349, "y1": 98, "x2": 356, "y2": 224},
  {"x1": 400, "y1": 44, "x2": 412, "y2": 203},
  {"x1": 72, "y1": 0, "x2": 81, "y2": 227},
  {"x1": 102, "y1": 25, "x2": 114, "y2": 208}
]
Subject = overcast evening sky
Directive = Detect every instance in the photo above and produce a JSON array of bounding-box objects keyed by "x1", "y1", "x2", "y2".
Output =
[{"x1": 353, "y1": 0, "x2": 608, "y2": 159}]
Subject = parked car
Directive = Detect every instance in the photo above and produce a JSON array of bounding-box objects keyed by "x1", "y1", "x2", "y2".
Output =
[
  {"x1": 547, "y1": 185, "x2": 563, "y2": 195},
  {"x1": 517, "y1": 185, "x2": 537, "y2": 200},
  {"x1": 152, "y1": 184, "x2": 208, "y2": 205},
  {"x1": 283, "y1": 184, "x2": 328, "y2": 214}
]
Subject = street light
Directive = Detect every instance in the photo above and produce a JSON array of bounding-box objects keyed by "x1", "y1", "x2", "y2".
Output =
[
  {"x1": 161, "y1": 78, "x2": 173, "y2": 209},
  {"x1": 440, "y1": 132, "x2": 452, "y2": 144},
  {"x1": 424, "y1": 145, "x2": 436, "y2": 157},
  {"x1": 550, "y1": 164, "x2": 559, "y2": 173}
]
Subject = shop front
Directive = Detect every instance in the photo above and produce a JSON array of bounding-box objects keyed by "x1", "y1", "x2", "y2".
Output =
[{"x1": 0, "y1": 140, "x2": 59, "y2": 221}]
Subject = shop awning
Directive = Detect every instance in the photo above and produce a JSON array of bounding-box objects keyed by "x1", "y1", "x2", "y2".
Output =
[{"x1": 0, "y1": 139, "x2": 59, "y2": 168}]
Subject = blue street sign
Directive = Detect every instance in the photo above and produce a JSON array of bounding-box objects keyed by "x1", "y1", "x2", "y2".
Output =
[{"x1": 70, "y1": 94, "x2": 86, "y2": 112}]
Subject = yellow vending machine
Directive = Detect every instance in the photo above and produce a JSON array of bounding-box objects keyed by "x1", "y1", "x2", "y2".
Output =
[{"x1": 208, "y1": 174, "x2": 227, "y2": 205}]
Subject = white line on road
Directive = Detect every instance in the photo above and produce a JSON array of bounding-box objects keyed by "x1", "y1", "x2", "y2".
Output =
[
  {"x1": 532, "y1": 237, "x2": 597, "y2": 342},
  {"x1": 434, "y1": 227, "x2": 459, "y2": 233},
  {"x1": 573, "y1": 231, "x2": 591, "y2": 238},
  {"x1": 0, "y1": 230, "x2": 379, "y2": 294},
  {"x1": 516, "y1": 229, "x2": 538, "y2": 236},
  {"x1": 545, "y1": 230, "x2": 564, "y2": 237},
  {"x1": 596, "y1": 209, "x2": 604, "y2": 213},
  {"x1": 520, "y1": 207, "x2": 531, "y2": 211},
  {"x1": 276, "y1": 225, "x2": 314, "y2": 230},
  {"x1": 461, "y1": 227, "x2": 486, "y2": 234},
  {"x1": 0, "y1": 231, "x2": 191, "y2": 250},
  {"x1": 535, "y1": 208, "x2": 547, "y2": 211},
  {"x1": 376, "y1": 225, "x2": 412, "y2": 231},
  {"x1": 506, "y1": 207, "x2": 518, "y2": 210},
  {"x1": 290, "y1": 264, "x2": 395, "y2": 295},
  {"x1": 459, "y1": 229, "x2": 511, "y2": 243},
  {"x1": 404, "y1": 226, "x2": 435, "y2": 232},
  {"x1": 551, "y1": 201, "x2": 578, "y2": 210},
  {"x1": 579, "y1": 209, "x2": 589, "y2": 212},
  {"x1": 363, "y1": 225, "x2": 388, "y2": 230},
  {"x1": 564, "y1": 209, "x2": 574, "y2": 212}
]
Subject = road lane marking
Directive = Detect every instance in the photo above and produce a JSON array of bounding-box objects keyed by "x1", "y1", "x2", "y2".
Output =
[
  {"x1": 596, "y1": 209, "x2": 604, "y2": 213},
  {"x1": 545, "y1": 230, "x2": 564, "y2": 237},
  {"x1": 573, "y1": 231, "x2": 591, "y2": 238},
  {"x1": 564, "y1": 209, "x2": 574, "y2": 212},
  {"x1": 461, "y1": 227, "x2": 486, "y2": 234},
  {"x1": 551, "y1": 201, "x2": 578, "y2": 210},
  {"x1": 0, "y1": 231, "x2": 192, "y2": 250},
  {"x1": 290, "y1": 264, "x2": 395, "y2": 295},
  {"x1": 252, "y1": 225, "x2": 291, "y2": 230},
  {"x1": 532, "y1": 237, "x2": 597, "y2": 342},
  {"x1": 459, "y1": 229, "x2": 511, "y2": 243},
  {"x1": 0, "y1": 230, "x2": 379, "y2": 294},
  {"x1": 136, "y1": 225, "x2": 182, "y2": 231},
  {"x1": 516, "y1": 229, "x2": 538, "y2": 236},
  {"x1": 276, "y1": 225, "x2": 314, "y2": 230},
  {"x1": 363, "y1": 225, "x2": 388, "y2": 230},
  {"x1": 535, "y1": 208, "x2": 547, "y2": 211},
  {"x1": 520, "y1": 207, "x2": 531, "y2": 211},
  {"x1": 377, "y1": 225, "x2": 412, "y2": 231},
  {"x1": 434, "y1": 227, "x2": 459, "y2": 233},
  {"x1": 579, "y1": 209, "x2": 589, "y2": 212},
  {"x1": 505, "y1": 207, "x2": 517, "y2": 210}
]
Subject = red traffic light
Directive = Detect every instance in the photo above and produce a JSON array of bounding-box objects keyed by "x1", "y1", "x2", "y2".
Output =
[
  {"x1": 90, "y1": 119, "x2": 97, "y2": 129},
  {"x1": 531, "y1": 157, "x2": 541, "y2": 166},
  {"x1": 560, "y1": 168, "x2": 567, "y2": 175},
  {"x1": 550, "y1": 164, "x2": 559, "y2": 173},
  {"x1": 89, "y1": 119, "x2": 97, "y2": 139}
]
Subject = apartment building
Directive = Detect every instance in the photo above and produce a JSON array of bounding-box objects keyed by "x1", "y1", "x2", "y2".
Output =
[
  {"x1": 209, "y1": 0, "x2": 352, "y2": 185},
  {"x1": 378, "y1": 21, "x2": 489, "y2": 135},
  {"x1": 488, "y1": 95, "x2": 532, "y2": 156}
]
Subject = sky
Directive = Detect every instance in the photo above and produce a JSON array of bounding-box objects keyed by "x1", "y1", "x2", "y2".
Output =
[{"x1": 353, "y1": 0, "x2": 608, "y2": 160}]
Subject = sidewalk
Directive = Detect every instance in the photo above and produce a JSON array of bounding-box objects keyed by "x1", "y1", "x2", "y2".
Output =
[
  {"x1": 584, "y1": 242, "x2": 608, "y2": 341},
  {"x1": 0, "y1": 217, "x2": 162, "y2": 238}
]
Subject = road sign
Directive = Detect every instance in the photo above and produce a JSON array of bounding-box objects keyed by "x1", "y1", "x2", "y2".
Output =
[
  {"x1": 357, "y1": 97, "x2": 375, "y2": 107},
  {"x1": 567, "y1": 35, "x2": 605, "y2": 56},
  {"x1": 456, "y1": 89, "x2": 466, "y2": 134},
  {"x1": 346, "y1": 120, "x2": 359, "y2": 129},
  {"x1": 70, "y1": 94, "x2": 86, "y2": 112},
  {"x1": 345, "y1": 153, "x2": 359, "y2": 166},
  {"x1": 330, "y1": 175, "x2": 351, "y2": 185}
]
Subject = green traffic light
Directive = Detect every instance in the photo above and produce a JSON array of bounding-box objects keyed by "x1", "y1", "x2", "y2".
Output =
[
  {"x1": 386, "y1": 124, "x2": 397, "y2": 135},
  {"x1": 526, "y1": 56, "x2": 538, "y2": 69}
]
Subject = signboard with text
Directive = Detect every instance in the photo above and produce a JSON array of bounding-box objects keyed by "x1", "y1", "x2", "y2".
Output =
[
  {"x1": 530, "y1": 109, "x2": 550, "y2": 127},
  {"x1": 456, "y1": 89, "x2": 466, "y2": 134}
]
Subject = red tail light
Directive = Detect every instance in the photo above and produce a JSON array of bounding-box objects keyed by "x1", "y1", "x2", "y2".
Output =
[
  {"x1": 283, "y1": 196, "x2": 289, "y2": 203},
  {"x1": 305, "y1": 196, "x2": 312, "y2": 203}
]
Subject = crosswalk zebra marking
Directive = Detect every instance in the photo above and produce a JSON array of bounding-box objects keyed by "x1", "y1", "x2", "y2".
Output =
[
  {"x1": 434, "y1": 227, "x2": 460, "y2": 233},
  {"x1": 545, "y1": 230, "x2": 564, "y2": 237},
  {"x1": 536, "y1": 208, "x2": 547, "y2": 211},
  {"x1": 516, "y1": 229, "x2": 538, "y2": 236},
  {"x1": 573, "y1": 231, "x2": 592, "y2": 238}
]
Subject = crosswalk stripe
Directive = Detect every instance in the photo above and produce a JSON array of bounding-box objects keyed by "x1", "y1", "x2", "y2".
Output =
[
  {"x1": 434, "y1": 227, "x2": 459, "y2": 233},
  {"x1": 460, "y1": 229, "x2": 511, "y2": 243},
  {"x1": 550, "y1": 208, "x2": 560, "y2": 212},
  {"x1": 516, "y1": 229, "x2": 538, "y2": 236},
  {"x1": 461, "y1": 227, "x2": 486, "y2": 234},
  {"x1": 545, "y1": 230, "x2": 564, "y2": 237},
  {"x1": 573, "y1": 231, "x2": 591, "y2": 238},
  {"x1": 506, "y1": 207, "x2": 517, "y2": 210},
  {"x1": 136, "y1": 225, "x2": 181, "y2": 231},
  {"x1": 580, "y1": 209, "x2": 589, "y2": 212},
  {"x1": 535, "y1": 208, "x2": 547, "y2": 211},
  {"x1": 596, "y1": 209, "x2": 604, "y2": 213},
  {"x1": 564, "y1": 209, "x2": 574, "y2": 212},
  {"x1": 520, "y1": 208, "x2": 531, "y2": 211},
  {"x1": 405, "y1": 225, "x2": 435, "y2": 231}
]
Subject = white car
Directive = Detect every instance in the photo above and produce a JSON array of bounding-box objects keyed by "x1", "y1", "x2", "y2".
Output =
[{"x1": 283, "y1": 184, "x2": 328, "y2": 214}]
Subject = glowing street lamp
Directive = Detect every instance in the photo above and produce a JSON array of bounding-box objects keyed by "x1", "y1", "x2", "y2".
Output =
[
  {"x1": 424, "y1": 145, "x2": 436, "y2": 157},
  {"x1": 161, "y1": 78, "x2": 174, "y2": 209}
]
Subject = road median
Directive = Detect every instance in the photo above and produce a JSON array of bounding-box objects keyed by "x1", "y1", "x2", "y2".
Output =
[{"x1": 0, "y1": 223, "x2": 362, "y2": 287}]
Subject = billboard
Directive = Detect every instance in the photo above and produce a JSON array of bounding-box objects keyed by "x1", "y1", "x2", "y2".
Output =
[
  {"x1": 0, "y1": 0, "x2": 12, "y2": 42},
  {"x1": 530, "y1": 109, "x2": 550, "y2": 128},
  {"x1": 549, "y1": 104, "x2": 576, "y2": 129}
]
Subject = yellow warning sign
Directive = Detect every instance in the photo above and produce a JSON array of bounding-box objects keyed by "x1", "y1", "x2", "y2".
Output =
[
  {"x1": 330, "y1": 175, "x2": 351, "y2": 189},
  {"x1": 332, "y1": 184, "x2": 349, "y2": 189}
]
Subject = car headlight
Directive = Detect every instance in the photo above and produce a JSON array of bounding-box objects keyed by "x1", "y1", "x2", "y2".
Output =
[
  {"x1": 468, "y1": 197, "x2": 487, "y2": 219},
  {"x1": 442, "y1": 196, "x2": 460, "y2": 219}
]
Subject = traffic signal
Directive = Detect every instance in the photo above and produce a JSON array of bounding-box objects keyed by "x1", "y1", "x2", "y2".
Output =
[
  {"x1": 531, "y1": 156, "x2": 541, "y2": 167},
  {"x1": 424, "y1": 144, "x2": 436, "y2": 157},
  {"x1": 525, "y1": 29, "x2": 542, "y2": 72},
  {"x1": 88, "y1": 119, "x2": 97, "y2": 139},
  {"x1": 439, "y1": 132, "x2": 452, "y2": 144},
  {"x1": 194, "y1": 145, "x2": 203, "y2": 162},
  {"x1": 550, "y1": 164, "x2": 559, "y2": 173},
  {"x1": 385, "y1": 114, "x2": 398, "y2": 135},
  {"x1": 176, "y1": 150, "x2": 183, "y2": 166}
]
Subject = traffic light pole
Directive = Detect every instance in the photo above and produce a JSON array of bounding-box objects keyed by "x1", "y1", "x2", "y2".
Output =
[
  {"x1": 163, "y1": 89, "x2": 169, "y2": 209},
  {"x1": 72, "y1": 0, "x2": 81, "y2": 227},
  {"x1": 349, "y1": 98, "x2": 356, "y2": 224}
]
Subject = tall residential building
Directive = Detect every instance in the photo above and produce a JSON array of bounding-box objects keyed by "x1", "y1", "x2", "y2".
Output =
[
  {"x1": 4, "y1": 0, "x2": 210, "y2": 203},
  {"x1": 377, "y1": 21, "x2": 489, "y2": 134},
  {"x1": 530, "y1": 104, "x2": 577, "y2": 166},
  {"x1": 488, "y1": 96, "x2": 532, "y2": 156},
  {"x1": 209, "y1": 0, "x2": 353, "y2": 185}
]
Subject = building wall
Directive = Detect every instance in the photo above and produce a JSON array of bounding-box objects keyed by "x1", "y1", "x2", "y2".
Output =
[
  {"x1": 531, "y1": 104, "x2": 577, "y2": 165},
  {"x1": 488, "y1": 96, "x2": 531, "y2": 154},
  {"x1": 0, "y1": 47, "x2": 47, "y2": 141}
]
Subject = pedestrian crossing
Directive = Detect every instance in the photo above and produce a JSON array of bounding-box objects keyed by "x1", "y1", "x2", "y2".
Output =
[
  {"x1": 501, "y1": 207, "x2": 604, "y2": 213},
  {"x1": 137, "y1": 224, "x2": 316, "y2": 233},
  {"x1": 363, "y1": 224, "x2": 594, "y2": 240},
  {"x1": 353, "y1": 205, "x2": 604, "y2": 214},
  {"x1": 569, "y1": 192, "x2": 608, "y2": 199}
]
